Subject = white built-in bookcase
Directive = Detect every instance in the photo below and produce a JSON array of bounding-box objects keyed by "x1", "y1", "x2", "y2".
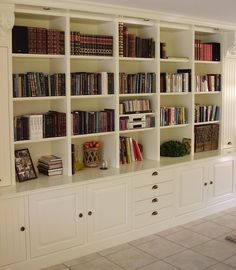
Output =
[{"x1": 8, "y1": 6, "x2": 231, "y2": 185}]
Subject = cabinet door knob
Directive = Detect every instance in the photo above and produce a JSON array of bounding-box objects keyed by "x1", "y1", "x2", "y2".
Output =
[
  {"x1": 152, "y1": 171, "x2": 158, "y2": 176},
  {"x1": 152, "y1": 184, "x2": 158, "y2": 189},
  {"x1": 228, "y1": 142, "x2": 232, "y2": 145},
  {"x1": 20, "y1": 226, "x2": 25, "y2": 232},
  {"x1": 210, "y1": 181, "x2": 213, "y2": 185},
  {"x1": 204, "y1": 182, "x2": 207, "y2": 186},
  {"x1": 152, "y1": 198, "x2": 158, "y2": 203},
  {"x1": 88, "y1": 211, "x2": 92, "y2": 216},
  {"x1": 0, "y1": 178, "x2": 1, "y2": 182},
  {"x1": 152, "y1": 211, "x2": 158, "y2": 216},
  {"x1": 79, "y1": 213, "x2": 83, "y2": 218}
]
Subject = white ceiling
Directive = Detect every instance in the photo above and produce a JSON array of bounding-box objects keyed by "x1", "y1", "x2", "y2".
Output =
[{"x1": 80, "y1": 0, "x2": 236, "y2": 25}]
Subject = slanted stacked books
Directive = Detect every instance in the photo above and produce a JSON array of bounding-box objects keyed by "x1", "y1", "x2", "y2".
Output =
[{"x1": 38, "y1": 155, "x2": 63, "y2": 176}]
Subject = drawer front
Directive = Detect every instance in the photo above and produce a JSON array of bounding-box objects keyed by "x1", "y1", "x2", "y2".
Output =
[
  {"x1": 135, "y1": 181, "x2": 173, "y2": 201},
  {"x1": 134, "y1": 207, "x2": 172, "y2": 229},
  {"x1": 134, "y1": 169, "x2": 174, "y2": 188},
  {"x1": 135, "y1": 194, "x2": 173, "y2": 215}
]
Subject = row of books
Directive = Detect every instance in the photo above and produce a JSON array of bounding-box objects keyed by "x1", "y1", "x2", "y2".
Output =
[
  {"x1": 71, "y1": 109, "x2": 115, "y2": 135},
  {"x1": 119, "y1": 73, "x2": 156, "y2": 94},
  {"x1": 195, "y1": 124, "x2": 219, "y2": 153},
  {"x1": 70, "y1": 32, "x2": 113, "y2": 56},
  {"x1": 119, "y1": 116, "x2": 155, "y2": 130},
  {"x1": 160, "y1": 106, "x2": 187, "y2": 126},
  {"x1": 194, "y1": 40, "x2": 220, "y2": 61},
  {"x1": 119, "y1": 99, "x2": 151, "y2": 114},
  {"x1": 71, "y1": 72, "x2": 114, "y2": 95},
  {"x1": 160, "y1": 70, "x2": 191, "y2": 93},
  {"x1": 119, "y1": 23, "x2": 155, "y2": 58},
  {"x1": 13, "y1": 73, "x2": 66, "y2": 97},
  {"x1": 38, "y1": 155, "x2": 63, "y2": 176},
  {"x1": 195, "y1": 104, "x2": 220, "y2": 123},
  {"x1": 195, "y1": 74, "x2": 221, "y2": 92},
  {"x1": 12, "y1": 26, "x2": 65, "y2": 55},
  {"x1": 14, "y1": 111, "x2": 66, "y2": 141},
  {"x1": 120, "y1": 136, "x2": 143, "y2": 164}
]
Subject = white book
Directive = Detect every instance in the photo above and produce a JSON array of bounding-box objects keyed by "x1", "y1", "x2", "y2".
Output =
[{"x1": 101, "y1": 72, "x2": 108, "y2": 95}]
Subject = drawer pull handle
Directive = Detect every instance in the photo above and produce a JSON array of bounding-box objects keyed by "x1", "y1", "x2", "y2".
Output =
[
  {"x1": 152, "y1": 211, "x2": 158, "y2": 216},
  {"x1": 88, "y1": 211, "x2": 92, "y2": 216},
  {"x1": 210, "y1": 181, "x2": 213, "y2": 185},
  {"x1": 152, "y1": 185, "x2": 158, "y2": 189},
  {"x1": 20, "y1": 226, "x2": 25, "y2": 232},
  {"x1": 152, "y1": 198, "x2": 158, "y2": 203},
  {"x1": 79, "y1": 213, "x2": 83, "y2": 218},
  {"x1": 204, "y1": 182, "x2": 207, "y2": 186},
  {"x1": 152, "y1": 171, "x2": 158, "y2": 176}
]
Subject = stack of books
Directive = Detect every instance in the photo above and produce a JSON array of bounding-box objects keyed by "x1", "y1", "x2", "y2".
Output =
[{"x1": 38, "y1": 155, "x2": 63, "y2": 176}]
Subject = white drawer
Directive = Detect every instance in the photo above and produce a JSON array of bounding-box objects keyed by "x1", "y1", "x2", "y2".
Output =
[
  {"x1": 135, "y1": 181, "x2": 173, "y2": 201},
  {"x1": 134, "y1": 207, "x2": 172, "y2": 229},
  {"x1": 134, "y1": 169, "x2": 174, "y2": 188},
  {"x1": 135, "y1": 194, "x2": 173, "y2": 215}
]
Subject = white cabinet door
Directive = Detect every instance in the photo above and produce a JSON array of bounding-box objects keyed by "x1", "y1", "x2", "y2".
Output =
[
  {"x1": 0, "y1": 197, "x2": 26, "y2": 267},
  {"x1": 86, "y1": 177, "x2": 132, "y2": 242},
  {"x1": 177, "y1": 164, "x2": 207, "y2": 215},
  {"x1": 29, "y1": 187, "x2": 85, "y2": 257},
  {"x1": 0, "y1": 47, "x2": 12, "y2": 186},
  {"x1": 208, "y1": 159, "x2": 235, "y2": 204}
]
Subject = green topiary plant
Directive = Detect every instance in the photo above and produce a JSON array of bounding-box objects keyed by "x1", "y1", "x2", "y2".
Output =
[{"x1": 160, "y1": 140, "x2": 188, "y2": 157}]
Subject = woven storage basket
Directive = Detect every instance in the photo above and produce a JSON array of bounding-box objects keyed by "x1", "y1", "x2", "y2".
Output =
[{"x1": 83, "y1": 148, "x2": 101, "y2": 167}]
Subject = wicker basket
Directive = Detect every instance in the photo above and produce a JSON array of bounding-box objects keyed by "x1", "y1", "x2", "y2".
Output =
[{"x1": 83, "y1": 148, "x2": 101, "y2": 167}]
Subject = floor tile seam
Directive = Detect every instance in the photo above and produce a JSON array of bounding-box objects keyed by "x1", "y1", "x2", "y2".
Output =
[
  {"x1": 155, "y1": 228, "x2": 186, "y2": 239},
  {"x1": 62, "y1": 254, "x2": 102, "y2": 268},
  {"x1": 128, "y1": 244, "x2": 161, "y2": 260},
  {"x1": 98, "y1": 244, "x2": 133, "y2": 256},
  {"x1": 188, "y1": 243, "x2": 236, "y2": 262},
  {"x1": 135, "y1": 259, "x2": 183, "y2": 270},
  {"x1": 203, "y1": 261, "x2": 221, "y2": 270},
  {"x1": 102, "y1": 253, "x2": 134, "y2": 270},
  {"x1": 134, "y1": 259, "x2": 161, "y2": 270},
  {"x1": 186, "y1": 223, "x2": 232, "y2": 238},
  {"x1": 222, "y1": 253, "x2": 236, "y2": 265},
  {"x1": 128, "y1": 238, "x2": 159, "y2": 247},
  {"x1": 160, "y1": 230, "x2": 213, "y2": 248}
]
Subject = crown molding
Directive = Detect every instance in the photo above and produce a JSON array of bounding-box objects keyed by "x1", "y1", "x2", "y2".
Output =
[{"x1": 2, "y1": 0, "x2": 236, "y2": 30}]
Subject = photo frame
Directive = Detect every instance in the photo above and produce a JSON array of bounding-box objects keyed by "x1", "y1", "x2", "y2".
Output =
[{"x1": 15, "y1": 148, "x2": 37, "y2": 182}]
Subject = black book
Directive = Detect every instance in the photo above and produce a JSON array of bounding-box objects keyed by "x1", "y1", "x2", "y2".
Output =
[
  {"x1": 71, "y1": 144, "x2": 75, "y2": 175},
  {"x1": 206, "y1": 42, "x2": 220, "y2": 61},
  {"x1": 12, "y1": 26, "x2": 28, "y2": 54}
]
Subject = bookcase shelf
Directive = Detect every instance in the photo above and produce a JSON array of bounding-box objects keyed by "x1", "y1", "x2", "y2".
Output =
[
  {"x1": 13, "y1": 97, "x2": 66, "y2": 101},
  {"x1": 4, "y1": 6, "x2": 228, "y2": 185},
  {"x1": 194, "y1": 92, "x2": 221, "y2": 95},
  {"x1": 12, "y1": 54, "x2": 66, "y2": 59},
  {"x1": 119, "y1": 57, "x2": 155, "y2": 62},
  {"x1": 160, "y1": 92, "x2": 191, "y2": 96},
  {"x1": 160, "y1": 58, "x2": 190, "y2": 63},
  {"x1": 71, "y1": 95, "x2": 114, "y2": 99},
  {"x1": 160, "y1": 124, "x2": 190, "y2": 129},
  {"x1": 194, "y1": 121, "x2": 220, "y2": 126},
  {"x1": 195, "y1": 60, "x2": 221, "y2": 64},
  {"x1": 119, "y1": 127, "x2": 156, "y2": 134},
  {"x1": 71, "y1": 131, "x2": 116, "y2": 139},
  {"x1": 14, "y1": 137, "x2": 67, "y2": 145}
]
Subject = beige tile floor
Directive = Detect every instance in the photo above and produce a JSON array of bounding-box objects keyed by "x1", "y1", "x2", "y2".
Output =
[{"x1": 42, "y1": 207, "x2": 236, "y2": 270}]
